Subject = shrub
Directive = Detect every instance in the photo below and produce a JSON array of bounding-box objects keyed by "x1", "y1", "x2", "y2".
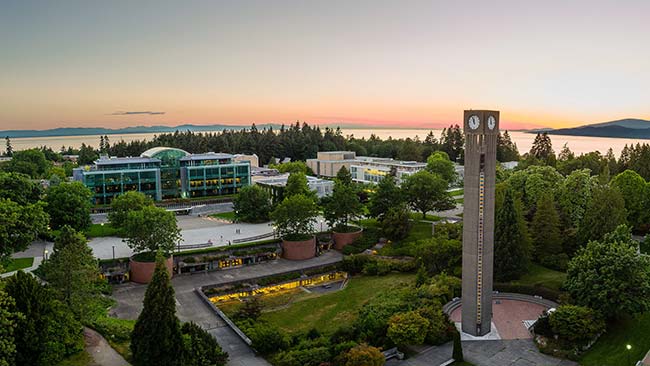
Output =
[
  {"x1": 339, "y1": 343, "x2": 385, "y2": 366},
  {"x1": 90, "y1": 316, "x2": 134, "y2": 342},
  {"x1": 549, "y1": 305, "x2": 605, "y2": 346},
  {"x1": 246, "y1": 323, "x2": 289, "y2": 355},
  {"x1": 342, "y1": 245, "x2": 363, "y2": 255},
  {"x1": 181, "y1": 322, "x2": 228, "y2": 366},
  {"x1": 342, "y1": 255, "x2": 374, "y2": 275},
  {"x1": 387, "y1": 311, "x2": 430, "y2": 346}
]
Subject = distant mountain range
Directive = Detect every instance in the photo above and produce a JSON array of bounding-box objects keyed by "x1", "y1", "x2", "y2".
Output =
[
  {"x1": 0, "y1": 124, "x2": 269, "y2": 138},
  {"x1": 534, "y1": 119, "x2": 650, "y2": 139}
]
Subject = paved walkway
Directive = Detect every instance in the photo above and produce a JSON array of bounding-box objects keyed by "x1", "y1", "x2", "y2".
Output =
[
  {"x1": 0, "y1": 256, "x2": 43, "y2": 278},
  {"x1": 388, "y1": 339, "x2": 575, "y2": 366},
  {"x1": 110, "y1": 251, "x2": 342, "y2": 366},
  {"x1": 84, "y1": 327, "x2": 130, "y2": 366}
]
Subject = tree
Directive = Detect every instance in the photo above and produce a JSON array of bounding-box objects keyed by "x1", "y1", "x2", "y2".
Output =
[
  {"x1": 78, "y1": 143, "x2": 99, "y2": 165},
  {"x1": 415, "y1": 237, "x2": 462, "y2": 275},
  {"x1": 440, "y1": 125, "x2": 464, "y2": 162},
  {"x1": 610, "y1": 170, "x2": 647, "y2": 231},
  {"x1": 43, "y1": 226, "x2": 99, "y2": 319},
  {"x1": 283, "y1": 172, "x2": 316, "y2": 201},
  {"x1": 0, "y1": 172, "x2": 42, "y2": 205},
  {"x1": 4, "y1": 149, "x2": 50, "y2": 178},
  {"x1": 123, "y1": 206, "x2": 182, "y2": 254},
  {"x1": 565, "y1": 225, "x2": 650, "y2": 318},
  {"x1": 181, "y1": 322, "x2": 228, "y2": 366},
  {"x1": 5, "y1": 271, "x2": 84, "y2": 366},
  {"x1": 577, "y1": 185, "x2": 627, "y2": 245},
  {"x1": 336, "y1": 165, "x2": 353, "y2": 185},
  {"x1": 494, "y1": 187, "x2": 531, "y2": 281},
  {"x1": 452, "y1": 331, "x2": 464, "y2": 362},
  {"x1": 402, "y1": 170, "x2": 454, "y2": 219},
  {"x1": 323, "y1": 180, "x2": 363, "y2": 231},
  {"x1": 340, "y1": 344, "x2": 385, "y2": 366},
  {"x1": 45, "y1": 181, "x2": 92, "y2": 230},
  {"x1": 380, "y1": 203, "x2": 411, "y2": 240},
  {"x1": 529, "y1": 132, "x2": 555, "y2": 166},
  {"x1": 0, "y1": 198, "x2": 48, "y2": 260},
  {"x1": 108, "y1": 191, "x2": 154, "y2": 229},
  {"x1": 271, "y1": 194, "x2": 319, "y2": 240},
  {"x1": 269, "y1": 161, "x2": 311, "y2": 175},
  {"x1": 368, "y1": 174, "x2": 404, "y2": 220},
  {"x1": 531, "y1": 193, "x2": 567, "y2": 270},
  {"x1": 233, "y1": 185, "x2": 272, "y2": 223},
  {"x1": 556, "y1": 169, "x2": 594, "y2": 230},
  {"x1": 4, "y1": 137, "x2": 12, "y2": 157},
  {"x1": 506, "y1": 165, "x2": 563, "y2": 213},
  {"x1": 548, "y1": 305, "x2": 605, "y2": 346},
  {"x1": 426, "y1": 151, "x2": 457, "y2": 184},
  {"x1": 131, "y1": 253, "x2": 185, "y2": 366},
  {"x1": 497, "y1": 131, "x2": 520, "y2": 162},
  {"x1": 0, "y1": 289, "x2": 20, "y2": 366}
]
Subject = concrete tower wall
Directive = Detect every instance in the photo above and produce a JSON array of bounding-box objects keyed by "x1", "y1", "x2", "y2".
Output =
[{"x1": 461, "y1": 110, "x2": 499, "y2": 336}]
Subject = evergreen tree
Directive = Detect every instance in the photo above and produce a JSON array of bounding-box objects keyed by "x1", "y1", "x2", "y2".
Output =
[
  {"x1": 578, "y1": 185, "x2": 627, "y2": 246},
  {"x1": 336, "y1": 165, "x2": 353, "y2": 185},
  {"x1": 529, "y1": 132, "x2": 556, "y2": 166},
  {"x1": 494, "y1": 187, "x2": 531, "y2": 281},
  {"x1": 43, "y1": 226, "x2": 100, "y2": 319},
  {"x1": 452, "y1": 331, "x2": 464, "y2": 362},
  {"x1": 131, "y1": 253, "x2": 185, "y2": 366},
  {"x1": 497, "y1": 131, "x2": 520, "y2": 162},
  {"x1": 5, "y1": 271, "x2": 83, "y2": 366},
  {"x1": 4, "y1": 136, "x2": 12, "y2": 157},
  {"x1": 181, "y1": 322, "x2": 228, "y2": 366},
  {"x1": 0, "y1": 288, "x2": 20, "y2": 366},
  {"x1": 531, "y1": 193, "x2": 567, "y2": 269}
]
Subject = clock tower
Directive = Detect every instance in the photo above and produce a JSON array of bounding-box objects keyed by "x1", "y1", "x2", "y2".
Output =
[{"x1": 461, "y1": 110, "x2": 499, "y2": 336}]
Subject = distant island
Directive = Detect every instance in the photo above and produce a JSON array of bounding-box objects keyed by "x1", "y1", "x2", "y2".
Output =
[{"x1": 530, "y1": 118, "x2": 650, "y2": 139}]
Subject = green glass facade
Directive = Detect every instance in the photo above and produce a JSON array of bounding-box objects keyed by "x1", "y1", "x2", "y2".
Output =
[{"x1": 74, "y1": 147, "x2": 250, "y2": 204}]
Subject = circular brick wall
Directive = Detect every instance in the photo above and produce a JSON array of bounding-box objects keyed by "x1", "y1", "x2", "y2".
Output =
[
  {"x1": 332, "y1": 228, "x2": 363, "y2": 250},
  {"x1": 281, "y1": 237, "x2": 316, "y2": 260},
  {"x1": 129, "y1": 255, "x2": 174, "y2": 284}
]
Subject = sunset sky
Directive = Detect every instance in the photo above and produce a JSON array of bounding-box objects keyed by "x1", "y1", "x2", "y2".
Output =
[{"x1": 1, "y1": 0, "x2": 649, "y2": 131}]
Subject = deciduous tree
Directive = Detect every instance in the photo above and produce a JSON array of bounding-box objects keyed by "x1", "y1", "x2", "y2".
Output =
[
  {"x1": 108, "y1": 191, "x2": 154, "y2": 229},
  {"x1": 0, "y1": 198, "x2": 48, "y2": 260},
  {"x1": 368, "y1": 174, "x2": 404, "y2": 220},
  {"x1": 402, "y1": 170, "x2": 454, "y2": 219},
  {"x1": 271, "y1": 194, "x2": 319, "y2": 240},
  {"x1": 45, "y1": 181, "x2": 92, "y2": 230},
  {"x1": 123, "y1": 206, "x2": 182, "y2": 254},
  {"x1": 426, "y1": 151, "x2": 457, "y2": 184},
  {"x1": 233, "y1": 185, "x2": 272, "y2": 223}
]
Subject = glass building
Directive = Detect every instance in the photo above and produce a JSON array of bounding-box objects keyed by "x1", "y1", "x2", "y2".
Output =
[{"x1": 74, "y1": 147, "x2": 251, "y2": 204}]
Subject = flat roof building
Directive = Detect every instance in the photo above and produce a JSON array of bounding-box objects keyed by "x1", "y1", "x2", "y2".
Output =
[
  {"x1": 255, "y1": 173, "x2": 334, "y2": 202},
  {"x1": 74, "y1": 147, "x2": 251, "y2": 204},
  {"x1": 307, "y1": 151, "x2": 426, "y2": 184}
]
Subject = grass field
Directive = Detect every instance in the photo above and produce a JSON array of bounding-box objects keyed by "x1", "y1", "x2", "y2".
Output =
[
  {"x1": 449, "y1": 188, "x2": 464, "y2": 196},
  {"x1": 84, "y1": 223, "x2": 122, "y2": 238},
  {"x1": 408, "y1": 212, "x2": 442, "y2": 222},
  {"x1": 580, "y1": 313, "x2": 650, "y2": 366},
  {"x1": 510, "y1": 263, "x2": 567, "y2": 291},
  {"x1": 259, "y1": 273, "x2": 415, "y2": 335},
  {"x1": 1, "y1": 257, "x2": 34, "y2": 273},
  {"x1": 209, "y1": 211, "x2": 236, "y2": 221}
]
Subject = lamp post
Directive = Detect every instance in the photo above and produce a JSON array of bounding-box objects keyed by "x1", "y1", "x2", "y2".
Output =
[
  {"x1": 43, "y1": 249, "x2": 48, "y2": 262},
  {"x1": 112, "y1": 245, "x2": 115, "y2": 264},
  {"x1": 626, "y1": 344, "x2": 632, "y2": 366},
  {"x1": 320, "y1": 219, "x2": 323, "y2": 233}
]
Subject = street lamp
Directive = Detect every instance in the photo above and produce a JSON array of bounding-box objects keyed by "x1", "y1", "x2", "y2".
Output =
[
  {"x1": 320, "y1": 219, "x2": 324, "y2": 233},
  {"x1": 43, "y1": 249, "x2": 48, "y2": 261},
  {"x1": 626, "y1": 344, "x2": 632, "y2": 366}
]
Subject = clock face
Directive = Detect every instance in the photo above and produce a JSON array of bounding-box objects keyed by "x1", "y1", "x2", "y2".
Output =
[
  {"x1": 487, "y1": 115, "x2": 496, "y2": 130},
  {"x1": 468, "y1": 115, "x2": 480, "y2": 130}
]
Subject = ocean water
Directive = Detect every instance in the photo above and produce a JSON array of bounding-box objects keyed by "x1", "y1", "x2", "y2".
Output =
[{"x1": 6, "y1": 129, "x2": 647, "y2": 157}]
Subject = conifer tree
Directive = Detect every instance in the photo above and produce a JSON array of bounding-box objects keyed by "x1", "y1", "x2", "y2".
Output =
[
  {"x1": 494, "y1": 187, "x2": 531, "y2": 281},
  {"x1": 531, "y1": 193, "x2": 566, "y2": 269},
  {"x1": 452, "y1": 331, "x2": 464, "y2": 362},
  {"x1": 131, "y1": 253, "x2": 184, "y2": 366}
]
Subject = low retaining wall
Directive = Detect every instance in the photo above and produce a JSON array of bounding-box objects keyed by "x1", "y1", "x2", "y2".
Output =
[
  {"x1": 282, "y1": 237, "x2": 316, "y2": 260},
  {"x1": 129, "y1": 256, "x2": 173, "y2": 284},
  {"x1": 195, "y1": 288, "x2": 253, "y2": 346},
  {"x1": 332, "y1": 228, "x2": 363, "y2": 250},
  {"x1": 442, "y1": 292, "x2": 558, "y2": 316}
]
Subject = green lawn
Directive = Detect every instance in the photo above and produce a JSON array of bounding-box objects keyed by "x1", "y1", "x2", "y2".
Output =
[
  {"x1": 404, "y1": 220, "x2": 435, "y2": 243},
  {"x1": 580, "y1": 313, "x2": 650, "y2": 366},
  {"x1": 84, "y1": 223, "x2": 121, "y2": 238},
  {"x1": 408, "y1": 212, "x2": 442, "y2": 222},
  {"x1": 209, "y1": 211, "x2": 236, "y2": 221},
  {"x1": 1, "y1": 257, "x2": 34, "y2": 273},
  {"x1": 259, "y1": 273, "x2": 415, "y2": 335},
  {"x1": 449, "y1": 188, "x2": 464, "y2": 196},
  {"x1": 511, "y1": 263, "x2": 567, "y2": 291}
]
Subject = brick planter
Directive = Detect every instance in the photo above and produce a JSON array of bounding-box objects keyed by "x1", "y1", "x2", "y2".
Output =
[
  {"x1": 281, "y1": 237, "x2": 316, "y2": 260},
  {"x1": 332, "y1": 227, "x2": 363, "y2": 250},
  {"x1": 129, "y1": 255, "x2": 173, "y2": 284}
]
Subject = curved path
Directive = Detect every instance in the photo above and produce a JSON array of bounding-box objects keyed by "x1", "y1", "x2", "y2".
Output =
[{"x1": 84, "y1": 327, "x2": 130, "y2": 366}]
